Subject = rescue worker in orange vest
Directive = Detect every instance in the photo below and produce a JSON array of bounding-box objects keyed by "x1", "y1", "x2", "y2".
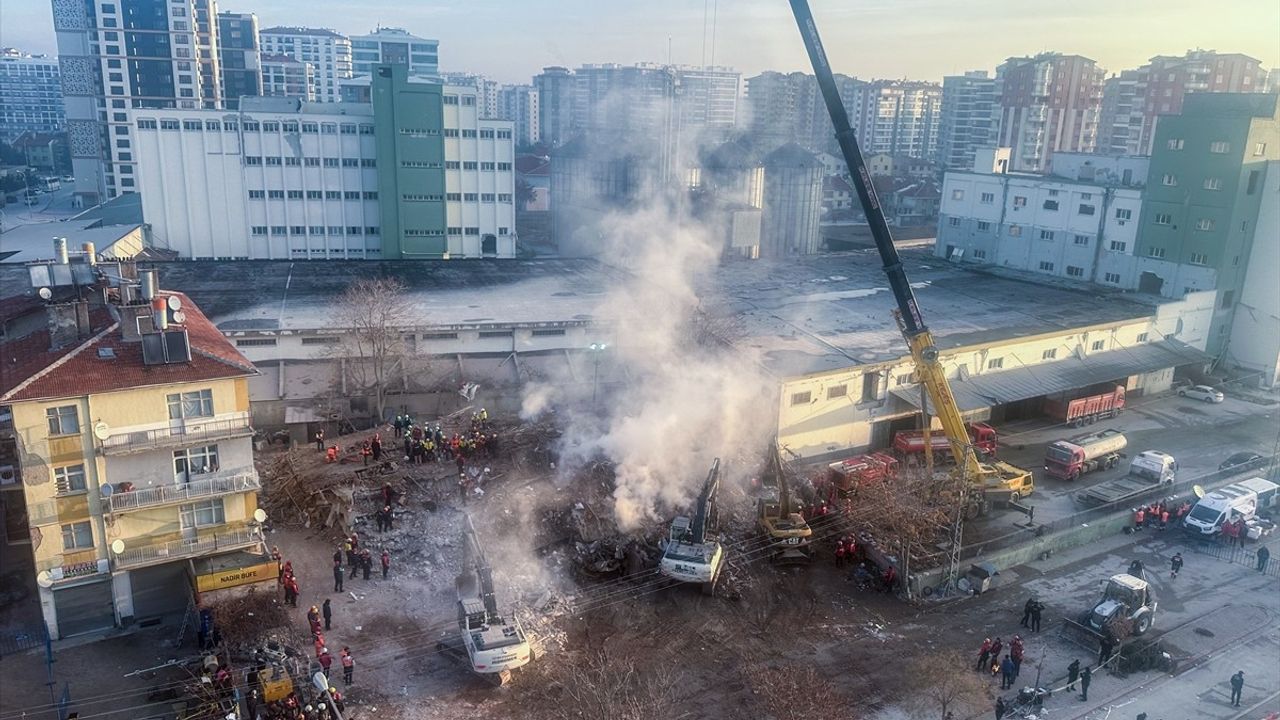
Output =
[
  {"x1": 1134, "y1": 506, "x2": 1146, "y2": 530},
  {"x1": 835, "y1": 538, "x2": 847, "y2": 567},
  {"x1": 325, "y1": 445, "x2": 338, "y2": 463}
]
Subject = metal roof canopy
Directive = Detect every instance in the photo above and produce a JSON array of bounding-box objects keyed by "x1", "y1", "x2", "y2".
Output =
[{"x1": 890, "y1": 339, "x2": 1212, "y2": 414}]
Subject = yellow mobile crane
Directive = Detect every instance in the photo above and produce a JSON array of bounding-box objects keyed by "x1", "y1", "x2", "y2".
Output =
[{"x1": 786, "y1": 0, "x2": 1035, "y2": 581}]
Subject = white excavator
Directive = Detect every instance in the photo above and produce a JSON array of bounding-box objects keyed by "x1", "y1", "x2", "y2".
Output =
[
  {"x1": 437, "y1": 514, "x2": 533, "y2": 686},
  {"x1": 659, "y1": 458, "x2": 726, "y2": 595}
]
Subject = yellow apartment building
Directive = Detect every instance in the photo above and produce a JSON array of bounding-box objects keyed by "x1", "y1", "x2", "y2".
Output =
[{"x1": 0, "y1": 250, "x2": 263, "y2": 639}]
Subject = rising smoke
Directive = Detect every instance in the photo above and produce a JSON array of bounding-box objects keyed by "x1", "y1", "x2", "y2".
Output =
[{"x1": 523, "y1": 195, "x2": 776, "y2": 532}]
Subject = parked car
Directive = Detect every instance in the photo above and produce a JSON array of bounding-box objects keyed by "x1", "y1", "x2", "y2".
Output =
[
  {"x1": 61, "y1": 175, "x2": 74, "y2": 182},
  {"x1": 1219, "y1": 452, "x2": 1264, "y2": 472},
  {"x1": 1179, "y1": 384, "x2": 1224, "y2": 403}
]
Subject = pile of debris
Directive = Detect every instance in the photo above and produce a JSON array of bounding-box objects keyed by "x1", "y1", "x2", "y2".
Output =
[
  {"x1": 206, "y1": 587, "x2": 304, "y2": 652},
  {"x1": 258, "y1": 449, "x2": 358, "y2": 530}
]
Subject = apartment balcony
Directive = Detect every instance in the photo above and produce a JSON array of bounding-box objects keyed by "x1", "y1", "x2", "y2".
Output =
[
  {"x1": 99, "y1": 413, "x2": 254, "y2": 456},
  {"x1": 107, "y1": 467, "x2": 260, "y2": 513},
  {"x1": 113, "y1": 523, "x2": 263, "y2": 571}
]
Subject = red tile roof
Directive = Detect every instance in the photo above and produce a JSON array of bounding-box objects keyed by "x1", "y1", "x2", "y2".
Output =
[{"x1": 1, "y1": 292, "x2": 256, "y2": 403}]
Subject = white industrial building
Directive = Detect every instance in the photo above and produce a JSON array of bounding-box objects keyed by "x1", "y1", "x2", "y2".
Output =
[
  {"x1": 935, "y1": 149, "x2": 1148, "y2": 286},
  {"x1": 259, "y1": 27, "x2": 353, "y2": 103},
  {"x1": 129, "y1": 89, "x2": 515, "y2": 260}
]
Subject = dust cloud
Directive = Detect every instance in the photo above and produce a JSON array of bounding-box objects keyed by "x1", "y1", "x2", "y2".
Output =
[{"x1": 523, "y1": 197, "x2": 775, "y2": 532}]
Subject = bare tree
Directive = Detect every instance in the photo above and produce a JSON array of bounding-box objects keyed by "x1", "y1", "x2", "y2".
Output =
[
  {"x1": 744, "y1": 665, "x2": 856, "y2": 719},
  {"x1": 331, "y1": 277, "x2": 416, "y2": 423},
  {"x1": 548, "y1": 650, "x2": 679, "y2": 720},
  {"x1": 906, "y1": 651, "x2": 991, "y2": 719}
]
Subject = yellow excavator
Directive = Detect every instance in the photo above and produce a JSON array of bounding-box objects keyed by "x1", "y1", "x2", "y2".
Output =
[
  {"x1": 787, "y1": 0, "x2": 1034, "y2": 524},
  {"x1": 757, "y1": 439, "x2": 813, "y2": 564}
]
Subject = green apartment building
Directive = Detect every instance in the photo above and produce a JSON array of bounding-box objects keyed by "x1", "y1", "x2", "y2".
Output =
[
  {"x1": 1134, "y1": 92, "x2": 1280, "y2": 354},
  {"x1": 372, "y1": 65, "x2": 449, "y2": 257}
]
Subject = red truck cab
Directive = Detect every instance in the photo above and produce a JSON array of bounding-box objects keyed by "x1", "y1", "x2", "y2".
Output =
[{"x1": 892, "y1": 422, "x2": 998, "y2": 460}]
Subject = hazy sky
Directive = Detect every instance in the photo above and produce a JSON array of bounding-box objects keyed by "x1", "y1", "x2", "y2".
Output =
[{"x1": 3, "y1": 0, "x2": 1277, "y2": 85}]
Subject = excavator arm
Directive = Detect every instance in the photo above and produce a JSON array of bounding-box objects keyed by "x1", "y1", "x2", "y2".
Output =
[
  {"x1": 690, "y1": 458, "x2": 721, "y2": 544},
  {"x1": 788, "y1": 0, "x2": 983, "y2": 477}
]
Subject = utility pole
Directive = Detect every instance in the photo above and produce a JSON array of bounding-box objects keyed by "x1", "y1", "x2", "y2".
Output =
[{"x1": 589, "y1": 343, "x2": 607, "y2": 407}]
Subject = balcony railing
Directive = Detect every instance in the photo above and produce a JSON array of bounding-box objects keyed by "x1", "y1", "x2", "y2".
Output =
[
  {"x1": 99, "y1": 413, "x2": 254, "y2": 456},
  {"x1": 113, "y1": 524, "x2": 263, "y2": 571},
  {"x1": 107, "y1": 468, "x2": 261, "y2": 513}
]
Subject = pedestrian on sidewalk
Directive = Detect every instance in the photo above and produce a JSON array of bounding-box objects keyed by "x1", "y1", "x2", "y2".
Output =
[
  {"x1": 1257, "y1": 546, "x2": 1270, "y2": 573},
  {"x1": 994, "y1": 696, "x2": 1006, "y2": 720},
  {"x1": 381, "y1": 549, "x2": 391, "y2": 579},
  {"x1": 341, "y1": 647, "x2": 355, "y2": 685},
  {"x1": 1170, "y1": 552, "x2": 1183, "y2": 579},
  {"x1": 333, "y1": 559, "x2": 344, "y2": 592},
  {"x1": 1020, "y1": 597, "x2": 1035, "y2": 628},
  {"x1": 1230, "y1": 670, "x2": 1245, "y2": 706},
  {"x1": 1010, "y1": 636, "x2": 1024, "y2": 676},
  {"x1": 322, "y1": 599, "x2": 332, "y2": 631},
  {"x1": 1079, "y1": 665, "x2": 1092, "y2": 701},
  {"x1": 1066, "y1": 658, "x2": 1080, "y2": 691},
  {"x1": 999, "y1": 655, "x2": 1015, "y2": 690},
  {"x1": 361, "y1": 549, "x2": 372, "y2": 580}
]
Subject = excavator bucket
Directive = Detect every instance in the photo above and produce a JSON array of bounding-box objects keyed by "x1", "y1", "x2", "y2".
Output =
[{"x1": 1058, "y1": 617, "x2": 1105, "y2": 653}]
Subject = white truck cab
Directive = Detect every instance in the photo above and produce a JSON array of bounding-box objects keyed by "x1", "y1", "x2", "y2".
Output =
[{"x1": 1130, "y1": 451, "x2": 1177, "y2": 484}]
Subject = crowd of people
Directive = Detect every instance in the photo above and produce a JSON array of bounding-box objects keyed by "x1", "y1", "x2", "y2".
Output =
[{"x1": 1132, "y1": 498, "x2": 1192, "y2": 532}]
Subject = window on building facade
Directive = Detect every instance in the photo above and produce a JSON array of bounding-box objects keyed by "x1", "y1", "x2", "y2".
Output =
[
  {"x1": 1189, "y1": 252, "x2": 1208, "y2": 265},
  {"x1": 342, "y1": 158, "x2": 359, "y2": 167},
  {"x1": 980, "y1": 192, "x2": 995, "y2": 204},
  {"x1": 1038, "y1": 261, "x2": 1054, "y2": 271},
  {"x1": 1255, "y1": 142, "x2": 1268, "y2": 156},
  {"x1": 285, "y1": 157, "x2": 300, "y2": 166},
  {"x1": 977, "y1": 221, "x2": 991, "y2": 231},
  {"x1": 248, "y1": 190, "x2": 265, "y2": 199},
  {"x1": 1041, "y1": 349, "x2": 1057, "y2": 360},
  {"x1": 46, "y1": 405, "x2": 79, "y2": 436},
  {"x1": 1043, "y1": 200, "x2": 1059, "y2": 211},
  {"x1": 1115, "y1": 208, "x2": 1131, "y2": 220},
  {"x1": 251, "y1": 226, "x2": 267, "y2": 236},
  {"x1": 1110, "y1": 241, "x2": 1127, "y2": 252},
  {"x1": 180, "y1": 499, "x2": 226, "y2": 528},
  {"x1": 1148, "y1": 247, "x2": 1166, "y2": 259},
  {"x1": 1071, "y1": 234, "x2": 1088, "y2": 246},
  {"x1": 1203, "y1": 177, "x2": 1222, "y2": 190},
  {"x1": 1008, "y1": 225, "x2": 1022, "y2": 237},
  {"x1": 1161, "y1": 174, "x2": 1177, "y2": 186},
  {"x1": 267, "y1": 190, "x2": 284, "y2": 199},
  {"x1": 309, "y1": 225, "x2": 325, "y2": 234},
  {"x1": 137, "y1": 119, "x2": 157, "y2": 129},
  {"x1": 1013, "y1": 196, "x2": 1026, "y2": 207},
  {"x1": 1166, "y1": 138, "x2": 1184, "y2": 150},
  {"x1": 324, "y1": 158, "x2": 339, "y2": 167},
  {"x1": 1154, "y1": 213, "x2": 1172, "y2": 225},
  {"x1": 265, "y1": 157, "x2": 281, "y2": 166},
  {"x1": 1195, "y1": 218, "x2": 1215, "y2": 231},
  {"x1": 325, "y1": 191, "x2": 341, "y2": 199},
  {"x1": 498, "y1": 130, "x2": 512, "y2": 139},
  {"x1": 951, "y1": 189, "x2": 964, "y2": 200},
  {"x1": 61, "y1": 521, "x2": 93, "y2": 550},
  {"x1": 1078, "y1": 204, "x2": 1095, "y2": 215},
  {"x1": 987, "y1": 357, "x2": 1004, "y2": 370},
  {"x1": 1136, "y1": 332, "x2": 1148, "y2": 343},
  {"x1": 287, "y1": 190, "x2": 303, "y2": 199},
  {"x1": 271, "y1": 226, "x2": 287, "y2": 235},
  {"x1": 1066, "y1": 266, "x2": 1084, "y2": 277},
  {"x1": 168, "y1": 389, "x2": 213, "y2": 420},
  {"x1": 174, "y1": 445, "x2": 219, "y2": 481},
  {"x1": 306, "y1": 190, "x2": 322, "y2": 200},
  {"x1": 1091, "y1": 340, "x2": 1105, "y2": 351},
  {"x1": 972, "y1": 249, "x2": 986, "y2": 259},
  {"x1": 948, "y1": 217, "x2": 960, "y2": 227},
  {"x1": 1104, "y1": 272, "x2": 1121, "y2": 283},
  {"x1": 1209, "y1": 141, "x2": 1230, "y2": 154},
  {"x1": 1039, "y1": 230, "x2": 1055, "y2": 241},
  {"x1": 54, "y1": 464, "x2": 87, "y2": 494}
]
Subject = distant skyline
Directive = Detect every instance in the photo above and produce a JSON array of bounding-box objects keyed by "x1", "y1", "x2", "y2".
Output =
[{"x1": 3, "y1": 0, "x2": 1277, "y2": 85}]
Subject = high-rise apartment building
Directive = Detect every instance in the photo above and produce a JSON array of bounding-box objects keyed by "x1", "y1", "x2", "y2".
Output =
[
  {"x1": 260, "y1": 55, "x2": 315, "y2": 100},
  {"x1": 440, "y1": 73, "x2": 499, "y2": 118},
  {"x1": 129, "y1": 68, "x2": 516, "y2": 260},
  {"x1": 259, "y1": 27, "x2": 352, "y2": 103},
  {"x1": 938, "y1": 71, "x2": 997, "y2": 170},
  {"x1": 498, "y1": 84, "x2": 540, "y2": 146},
  {"x1": 534, "y1": 66, "x2": 576, "y2": 146},
  {"x1": 744, "y1": 71, "x2": 817, "y2": 151},
  {"x1": 571, "y1": 63, "x2": 739, "y2": 143},
  {"x1": 1131, "y1": 92, "x2": 1279, "y2": 354},
  {"x1": 860, "y1": 80, "x2": 941, "y2": 159},
  {"x1": 1, "y1": 254, "x2": 264, "y2": 640},
  {"x1": 1098, "y1": 51, "x2": 1269, "y2": 156},
  {"x1": 217, "y1": 12, "x2": 261, "y2": 110},
  {"x1": 0, "y1": 49, "x2": 64, "y2": 142},
  {"x1": 995, "y1": 53, "x2": 1104, "y2": 172},
  {"x1": 350, "y1": 28, "x2": 438, "y2": 77},
  {"x1": 52, "y1": 0, "x2": 225, "y2": 205}
]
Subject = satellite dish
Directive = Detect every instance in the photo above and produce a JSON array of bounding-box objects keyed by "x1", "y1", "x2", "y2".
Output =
[
  {"x1": 37, "y1": 571, "x2": 53, "y2": 588},
  {"x1": 93, "y1": 421, "x2": 111, "y2": 441},
  {"x1": 110, "y1": 539, "x2": 126, "y2": 554},
  {"x1": 1193, "y1": 484, "x2": 1205, "y2": 499},
  {"x1": 99, "y1": 483, "x2": 114, "y2": 497},
  {"x1": 253, "y1": 508, "x2": 268, "y2": 523},
  {"x1": 167, "y1": 295, "x2": 183, "y2": 311},
  {"x1": 172, "y1": 311, "x2": 187, "y2": 324},
  {"x1": 38, "y1": 287, "x2": 53, "y2": 300}
]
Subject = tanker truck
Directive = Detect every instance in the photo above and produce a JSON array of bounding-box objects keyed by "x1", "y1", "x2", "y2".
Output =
[{"x1": 1044, "y1": 429, "x2": 1127, "y2": 481}]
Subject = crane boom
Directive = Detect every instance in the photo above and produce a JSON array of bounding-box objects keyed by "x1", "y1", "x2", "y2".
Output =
[
  {"x1": 690, "y1": 458, "x2": 721, "y2": 543},
  {"x1": 462, "y1": 514, "x2": 499, "y2": 617},
  {"x1": 787, "y1": 0, "x2": 981, "y2": 480}
]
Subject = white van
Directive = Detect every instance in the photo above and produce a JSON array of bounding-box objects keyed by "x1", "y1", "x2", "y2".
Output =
[
  {"x1": 1130, "y1": 451, "x2": 1177, "y2": 484},
  {"x1": 1184, "y1": 477, "x2": 1279, "y2": 536}
]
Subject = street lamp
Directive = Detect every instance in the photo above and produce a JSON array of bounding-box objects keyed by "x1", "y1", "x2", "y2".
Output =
[
  {"x1": 313, "y1": 671, "x2": 345, "y2": 720},
  {"x1": 588, "y1": 343, "x2": 608, "y2": 407}
]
